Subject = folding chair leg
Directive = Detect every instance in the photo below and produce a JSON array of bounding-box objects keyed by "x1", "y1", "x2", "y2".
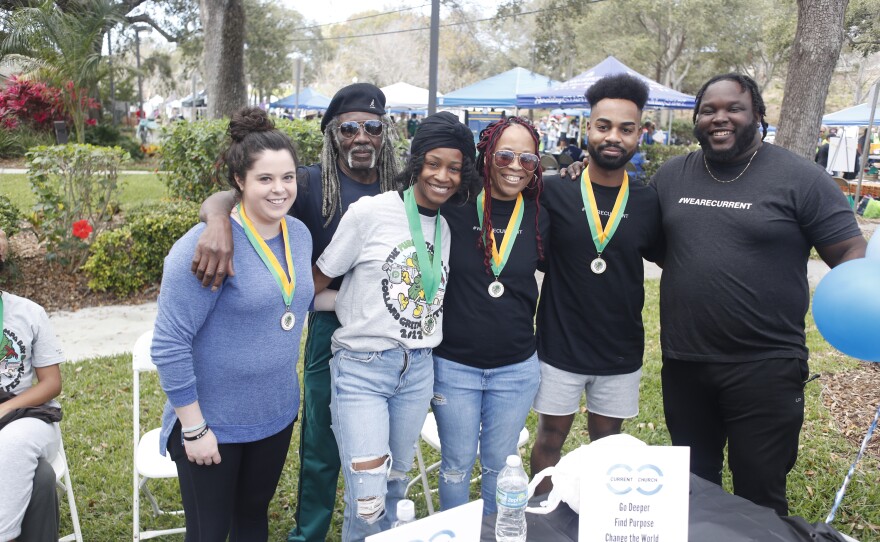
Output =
[
  {"x1": 56, "y1": 467, "x2": 83, "y2": 542},
  {"x1": 414, "y1": 443, "x2": 435, "y2": 515}
]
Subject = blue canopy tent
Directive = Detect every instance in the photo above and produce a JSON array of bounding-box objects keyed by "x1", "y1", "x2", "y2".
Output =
[
  {"x1": 516, "y1": 56, "x2": 695, "y2": 110},
  {"x1": 822, "y1": 103, "x2": 878, "y2": 126},
  {"x1": 269, "y1": 88, "x2": 331, "y2": 110},
  {"x1": 440, "y1": 67, "x2": 557, "y2": 108}
]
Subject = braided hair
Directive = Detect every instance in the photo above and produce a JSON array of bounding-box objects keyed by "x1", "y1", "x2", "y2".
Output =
[
  {"x1": 475, "y1": 117, "x2": 545, "y2": 276},
  {"x1": 319, "y1": 116, "x2": 400, "y2": 227},
  {"x1": 692, "y1": 73, "x2": 768, "y2": 140}
]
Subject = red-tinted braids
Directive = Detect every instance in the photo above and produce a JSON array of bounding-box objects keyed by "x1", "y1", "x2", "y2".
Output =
[{"x1": 475, "y1": 116, "x2": 545, "y2": 277}]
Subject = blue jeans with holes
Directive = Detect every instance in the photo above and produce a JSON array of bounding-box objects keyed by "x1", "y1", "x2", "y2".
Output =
[
  {"x1": 329, "y1": 347, "x2": 433, "y2": 542},
  {"x1": 431, "y1": 353, "x2": 540, "y2": 515}
]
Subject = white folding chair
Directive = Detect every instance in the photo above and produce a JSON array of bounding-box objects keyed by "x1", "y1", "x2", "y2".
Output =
[
  {"x1": 406, "y1": 411, "x2": 530, "y2": 515},
  {"x1": 49, "y1": 431, "x2": 83, "y2": 542},
  {"x1": 133, "y1": 329, "x2": 185, "y2": 541}
]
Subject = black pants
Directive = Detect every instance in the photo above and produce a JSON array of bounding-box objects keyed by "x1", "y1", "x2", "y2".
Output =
[
  {"x1": 661, "y1": 357, "x2": 808, "y2": 516},
  {"x1": 19, "y1": 457, "x2": 59, "y2": 542},
  {"x1": 168, "y1": 420, "x2": 295, "y2": 542}
]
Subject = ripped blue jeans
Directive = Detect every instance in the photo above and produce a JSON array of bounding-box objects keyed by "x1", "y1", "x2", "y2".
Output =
[
  {"x1": 431, "y1": 352, "x2": 540, "y2": 515},
  {"x1": 329, "y1": 347, "x2": 433, "y2": 542}
]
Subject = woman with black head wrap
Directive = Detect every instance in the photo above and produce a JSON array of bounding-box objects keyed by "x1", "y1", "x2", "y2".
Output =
[{"x1": 311, "y1": 111, "x2": 481, "y2": 542}]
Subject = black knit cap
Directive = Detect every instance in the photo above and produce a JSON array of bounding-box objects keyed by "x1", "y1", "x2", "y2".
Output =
[
  {"x1": 410, "y1": 111, "x2": 476, "y2": 159},
  {"x1": 321, "y1": 83, "x2": 387, "y2": 132}
]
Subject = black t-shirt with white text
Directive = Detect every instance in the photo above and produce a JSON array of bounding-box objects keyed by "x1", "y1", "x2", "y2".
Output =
[
  {"x1": 652, "y1": 143, "x2": 862, "y2": 362},
  {"x1": 536, "y1": 175, "x2": 664, "y2": 375},
  {"x1": 434, "y1": 196, "x2": 549, "y2": 369}
]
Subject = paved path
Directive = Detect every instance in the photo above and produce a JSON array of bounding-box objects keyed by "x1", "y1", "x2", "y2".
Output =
[{"x1": 51, "y1": 259, "x2": 835, "y2": 362}]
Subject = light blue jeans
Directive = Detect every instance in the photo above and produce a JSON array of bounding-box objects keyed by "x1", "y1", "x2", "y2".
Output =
[
  {"x1": 329, "y1": 347, "x2": 433, "y2": 542},
  {"x1": 431, "y1": 353, "x2": 540, "y2": 515}
]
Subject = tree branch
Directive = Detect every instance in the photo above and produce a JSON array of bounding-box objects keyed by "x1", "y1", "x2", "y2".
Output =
[{"x1": 126, "y1": 13, "x2": 179, "y2": 42}]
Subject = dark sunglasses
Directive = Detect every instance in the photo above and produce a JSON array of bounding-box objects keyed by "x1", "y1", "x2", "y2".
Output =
[
  {"x1": 338, "y1": 120, "x2": 384, "y2": 139},
  {"x1": 493, "y1": 150, "x2": 540, "y2": 172}
]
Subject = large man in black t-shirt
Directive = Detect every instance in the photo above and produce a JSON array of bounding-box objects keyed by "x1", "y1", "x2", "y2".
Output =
[
  {"x1": 653, "y1": 74, "x2": 866, "y2": 516},
  {"x1": 530, "y1": 74, "x2": 664, "y2": 495},
  {"x1": 191, "y1": 84, "x2": 400, "y2": 542}
]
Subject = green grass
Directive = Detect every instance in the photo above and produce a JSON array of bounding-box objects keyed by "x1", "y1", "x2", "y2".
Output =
[
  {"x1": 0, "y1": 172, "x2": 167, "y2": 214},
  {"x1": 52, "y1": 279, "x2": 880, "y2": 541}
]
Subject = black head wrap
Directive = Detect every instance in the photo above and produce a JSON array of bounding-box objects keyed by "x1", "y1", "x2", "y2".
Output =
[
  {"x1": 321, "y1": 83, "x2": 387, "y2": 132},
  {"x1": 410, "y1": 111, "x2": 476, "y2": 160}
]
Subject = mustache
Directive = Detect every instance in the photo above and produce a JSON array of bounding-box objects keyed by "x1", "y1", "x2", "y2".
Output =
[
  {"x1": 598, "y1": 143, "x2": 624, "y2": 152},
  {"x1": 349, "y1": 145, "x2": 375, "y2": 155}
]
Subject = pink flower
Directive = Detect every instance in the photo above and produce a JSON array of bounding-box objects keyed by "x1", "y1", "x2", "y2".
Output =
[{"x1": 72, "y1": 220, "x2": 92, "y2": 240}]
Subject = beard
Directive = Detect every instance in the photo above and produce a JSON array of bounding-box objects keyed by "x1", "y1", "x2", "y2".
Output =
[
  {"x1": 343, "y1": 145, "x2": 377, "y2": 170},
  {"x1": 694, "y1": 124, "x2": 757, "y2": 162},
  {"x1": 587, "y1": 142, "x2": 636, "y2": 171}
]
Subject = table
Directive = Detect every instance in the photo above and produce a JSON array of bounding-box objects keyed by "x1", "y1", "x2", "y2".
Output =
[{"x1": 479, "y1": 474, "x2": 855, "y2": 541}]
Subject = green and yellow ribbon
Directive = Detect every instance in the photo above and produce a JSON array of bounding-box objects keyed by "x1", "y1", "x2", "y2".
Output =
[
  {"x1": 580, "y1": 170, "x2": 629, "y2": 255},
  {"x1": 237, "y1": 203, "x2": 295, "y2": 308},
  {"x1": 476, "y1": 191, "x2": 524, "y2": 278}
]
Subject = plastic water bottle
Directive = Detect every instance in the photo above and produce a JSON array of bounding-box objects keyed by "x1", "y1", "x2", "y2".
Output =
[
  {"x1": 495, "y1": 455, "x2": 528, "y2": 542},
  {"x1": 391, "y1": 499, "x2": 415, "y2": 528}
]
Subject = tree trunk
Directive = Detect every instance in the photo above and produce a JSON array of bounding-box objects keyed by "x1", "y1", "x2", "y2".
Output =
[
  {"x1": 775, "y1": 0, "x2": 848, "y2": 159},
  {"x1": 199, "y1": 0, "x2": 246, "y2": 119}
]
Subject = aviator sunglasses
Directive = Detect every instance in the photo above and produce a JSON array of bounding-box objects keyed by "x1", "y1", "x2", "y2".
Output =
[
  {"x1": 337, "y1": 120, "x2": 384, "y2": 139},
  {"x1": 492, "y1": 150, "x2": 540, "y2": 172}
]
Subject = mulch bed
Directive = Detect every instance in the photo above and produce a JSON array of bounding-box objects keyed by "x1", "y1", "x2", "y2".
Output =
[
  {"x1": 822, "y1": 363, "x2": 880, "y2": 458},
  {"x1": 1, "y1": 229, "x2": 157, "y2": 312}
]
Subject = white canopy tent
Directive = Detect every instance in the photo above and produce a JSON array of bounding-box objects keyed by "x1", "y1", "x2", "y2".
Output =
[{"x1": 380, "y1": 82, "x2": 442, "y2": 110}]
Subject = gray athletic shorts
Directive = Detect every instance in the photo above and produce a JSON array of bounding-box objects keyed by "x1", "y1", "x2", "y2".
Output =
[{"x1": 532, "y1": 361, "x2": 641, "y2": 418}]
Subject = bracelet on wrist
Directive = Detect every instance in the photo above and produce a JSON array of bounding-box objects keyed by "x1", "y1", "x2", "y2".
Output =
[
  {"x1": 181, "y1": 420, "x2": 207, "y2": 434},
  {"x1": 182, "y1": 426, "x2": 210, "y2": 441}
]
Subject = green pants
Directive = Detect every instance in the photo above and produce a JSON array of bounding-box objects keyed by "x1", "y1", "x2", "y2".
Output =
[{"x1": 288, "y1": 311, "x2": 341, "y2": 542}]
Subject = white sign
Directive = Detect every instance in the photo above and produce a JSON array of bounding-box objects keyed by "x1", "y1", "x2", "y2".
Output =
[
  {"x1": 366, "y1": 499, "x2": 483, "y2": 542},
  {"x1": 579, "y1": 446, "x2": 690, "y2": 542}
]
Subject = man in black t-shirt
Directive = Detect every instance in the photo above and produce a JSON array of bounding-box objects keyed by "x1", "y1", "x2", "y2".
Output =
[
  {"x1": 190, "y1": 84, "x2": 401, "y2": 542},
  {"x1": 653, "y1": 74, "x2": 865, "y2": 516},
  {"x1": 530, "y1": 74, "x2": 664, "y2": 495}
]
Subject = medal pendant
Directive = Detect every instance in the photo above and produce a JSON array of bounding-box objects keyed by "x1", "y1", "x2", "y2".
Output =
[
  {"x1": 281, "y1": 311, "x2": 296, "y2": 331},
  {"x1": 422, "y1": 314, "x2": 438, "y2": 336},
  {"x1": 488, "y1": 280, "x2": 505, "y2": 298},
  {"x1": 590, "y1": 257, "x2": 607, "y2": 275}
]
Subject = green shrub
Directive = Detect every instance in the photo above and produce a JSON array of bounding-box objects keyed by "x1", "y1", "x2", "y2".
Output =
[
  {"x1": 158, "y1": 117, "x2": 322, "y2": 202},
  {"x1": 643, "y1": 144, "x2": 700, "y2": 180},
  {"x1": 0, "y1": 126, "x2": 55, "y2": 158},
  {"x1": 85, "y1": 123, "x2": 145, "y2": 160},
  {"x1": 0, "y1": 194, "x2": 22, "y2": 237},
  {"x1": 83, "y1": 199, "x2": 200, "y2": 295},
  {"x1": 26, "y1": 144, "x2": 129, "y2": 270}
]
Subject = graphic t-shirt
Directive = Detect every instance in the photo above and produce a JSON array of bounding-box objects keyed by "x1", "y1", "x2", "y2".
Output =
[
  {"x1": 652, "y1": 143, "x2": 862, "y2": 362},
  {"x1": 434, "y1": 196, "x2": 549, "y2": 369},
  {"x1": 536, "y1": 175, "x2": 664, "y2": 375},
  {"x1": 291, "y1": 164, "x2": 382, "y2": 292},
  {"x1": 0, "y1": 291, "x2": 64, "y2": 407},
  {"x1": 317, "y1": 191, "x2": 451, "y2": 353}
]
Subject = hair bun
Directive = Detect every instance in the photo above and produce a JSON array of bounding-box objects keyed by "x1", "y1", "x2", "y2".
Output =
[{"x1": 228, "y1": 107, "x2": 275, "y2": 142}]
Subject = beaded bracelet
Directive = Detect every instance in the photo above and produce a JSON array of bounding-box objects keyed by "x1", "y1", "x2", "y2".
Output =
[
  {"x1": 182, "y1": 426, "x2": 210, "y2": 441},
  {"x1": 181, "y1": 420, "x2": 207, "y2": 434}
]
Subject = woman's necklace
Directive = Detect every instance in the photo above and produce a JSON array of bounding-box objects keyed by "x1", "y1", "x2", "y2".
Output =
[{"x1": 703, "y1": 146, "x2": 760, "y2": 183}]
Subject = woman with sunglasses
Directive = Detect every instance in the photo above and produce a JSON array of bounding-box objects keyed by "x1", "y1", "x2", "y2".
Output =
[
  {"x1": 312, "y1": 111, "x2": 480, "y2": 542},
  {"x1": 431, "y1": 117, "x2": 548, "y2": 515}
]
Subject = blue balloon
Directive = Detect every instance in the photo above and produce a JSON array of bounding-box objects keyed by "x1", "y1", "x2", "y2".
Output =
[
  {"x1": 813, "y1": 258, "x2": 880, "y2": 362},
  {"x1": 867, "y1": 233, "x2": 880, "y2": 259}
]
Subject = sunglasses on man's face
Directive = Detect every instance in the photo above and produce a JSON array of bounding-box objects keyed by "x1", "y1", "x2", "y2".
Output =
[
  {"x1": 492, "y1": 150, "x2": 540, "y2": 172},
  {"x1": 338, "y1": 120, "x2": 384, "y2": 139}
]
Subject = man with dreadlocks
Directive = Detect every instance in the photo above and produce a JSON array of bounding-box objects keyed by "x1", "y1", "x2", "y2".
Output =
[
  {"x1": 652, "y1": 74, "x2": 865, "y2": 515},
  {"x1": 191, "y1": 83, "x2": 399, "y2": 542}
]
